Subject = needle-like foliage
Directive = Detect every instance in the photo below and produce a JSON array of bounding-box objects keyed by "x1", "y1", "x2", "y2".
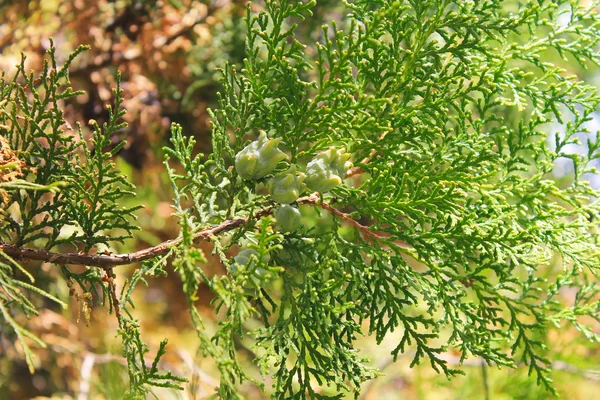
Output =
[
  {"x1": 199, "y1": 0, "x2": 600, "y2": 396},
  {"x1": 2, "y1": 1, "x2": 600, "y2": 398}
]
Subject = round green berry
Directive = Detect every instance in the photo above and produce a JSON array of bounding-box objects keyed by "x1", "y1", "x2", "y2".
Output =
[
  {"x1": 231, "y1": 248, "x2": 270, "y2": 276},
  {"x1": 274, "y1": 204, "x2": 302, "y2": 232}
]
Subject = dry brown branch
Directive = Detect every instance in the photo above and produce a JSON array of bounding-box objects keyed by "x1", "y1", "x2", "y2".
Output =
[
  {"x1": 103, "y1": 268, "x2": 121, "y2": 320},
  {"x1": 0, "y1": 213, "x2": 254, "y2": 268}
]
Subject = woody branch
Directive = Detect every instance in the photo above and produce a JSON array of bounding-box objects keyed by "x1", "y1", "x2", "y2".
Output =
[{"x1": 0, "y1": 193, "x2": 407, "y2": 268}]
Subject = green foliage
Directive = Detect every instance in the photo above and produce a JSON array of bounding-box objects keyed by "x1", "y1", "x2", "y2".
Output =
[
  {"x1": 2, "y1": 1, "x2": 600, "y2": 399},
  {"x1": 0, "y1": 40, "x2": 140, "y2": 248},
  {"x1": 65, "y1": 75, "x2": 142, "y2": 252},
  {"x1": 117, "y1": 259, "x2": 187, "y2": 397},
  {"x1": 0, "y1": 43, "x2": 180, "y2": 395},
  {"x1": 201, "y1": 0, "x2": 600, "y2": 396},
  {"x1": 119, "y1": 319, "x2": 187, "y2": 398},
  {"x1": 0, "y1": 251, "x2": 66, "y2": 373}
]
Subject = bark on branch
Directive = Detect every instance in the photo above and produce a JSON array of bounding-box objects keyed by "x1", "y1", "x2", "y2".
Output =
[
  {"x1": 0, "y1": 208, "x2": 262, "y2": 268},
  {"x1": 0, "y1": 193, "x2": 409, "y2": 268}
]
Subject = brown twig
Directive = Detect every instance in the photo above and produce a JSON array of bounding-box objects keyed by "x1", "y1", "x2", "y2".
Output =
[
  {"x1": 299, "y1": 193, "x2": 384, "y2": 243},
  {"x1": 344, "y1": 130, "x2": 391, "y2": 179},
  {"x1": 0, "y1": 211, "x2": 256, "y2": 268},
  {"x1": 0, "y1": 193, "x2": 410, "y2": 268},
  {"x1": 103, "y1": 268, "x2": 121, "y2": 320},
  {"x1": 299, "y1": 192, "x2": 411, "y2": 248}
]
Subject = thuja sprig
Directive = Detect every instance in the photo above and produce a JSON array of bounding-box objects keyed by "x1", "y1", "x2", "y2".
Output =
[
  {"x1": 0, "y1": 44, "x2": 183, "y2": 394},
  {"x1": 201, "y1": 0, "x2": 600, "y2": 396},
  {"x1": 3, "y1": 1, "x2": 600, "y2": 399},
  {"x1": 64, "y1": 72, "x2": 142, "y2": 252},
  {"x1": 1, "y1": 41, "x2": 87, "y2": 247},
  {"x1": 0, "y1": 250, "x2": 67, "y2": 373}
]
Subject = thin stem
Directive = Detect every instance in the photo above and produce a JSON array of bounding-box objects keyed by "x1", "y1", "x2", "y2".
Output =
[
  {"x1": 481, "y1": 359, "x2": 490, "y2": 400},
  {"x1": 0, "y1": 193, "x2": 412, "y2": 268}
]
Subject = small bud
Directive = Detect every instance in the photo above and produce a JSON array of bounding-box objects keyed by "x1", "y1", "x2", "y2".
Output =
[
  {"x1": 274, "y1": 204, "x2": 302, "y2": 232},
  {"x1": 235, "y1": 131, "x2": 288, "y2": 180},
  {"x1": 269, "y1": 166, "x2": 306, "y2": 204},
  {"x1": 305, "y1": 148, "x2": 353, "y2": 192}
]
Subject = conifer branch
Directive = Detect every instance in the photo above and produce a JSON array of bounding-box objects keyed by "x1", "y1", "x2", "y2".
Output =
[
  {"x1": 0, "y1": 193, "x2": 401, "y2": 267},
  {"x1": 0, "y1": 214, "x2": 251, "y2": 267},
  {"x1": 4, "y1": 1, "x2": 600, "y2": 395}
]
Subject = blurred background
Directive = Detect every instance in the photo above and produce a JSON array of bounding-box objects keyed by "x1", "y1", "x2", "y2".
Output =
[{"x1": 1, "y1": 0, "x2": 599, "y2": 398}]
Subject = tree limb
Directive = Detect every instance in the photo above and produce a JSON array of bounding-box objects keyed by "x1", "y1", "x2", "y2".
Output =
[
  {"x1": 0, "y1": 211, "x2": 255, "y2": 268},
  {"x1": 0, "y1": 193, "x2": 410, "y2": 268}
]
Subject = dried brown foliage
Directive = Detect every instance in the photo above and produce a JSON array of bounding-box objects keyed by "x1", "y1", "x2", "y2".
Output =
[
  {"x1": 0, "y1": 136, "x2": 22, "y2": 182},
  {"x1": 1, "y1": 0, "x2": 242, "y2": 172},
  {"x1": 0, "y1": 136, "x2": 24, "y2": 211}
]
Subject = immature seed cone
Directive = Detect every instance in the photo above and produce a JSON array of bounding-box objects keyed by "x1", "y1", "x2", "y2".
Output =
[
  {"x1": 235, "y1": 131, "x2": 288, "y2": 180},
  {"x1": 305, "y1": 147, "x2": 353, "y2": 192},
  {"x1": 274, "y1": 204, "x2": 302, "y2": 232},
  {"x1": 269, "y1": 166, "x2": 306, "y2": 204}
]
